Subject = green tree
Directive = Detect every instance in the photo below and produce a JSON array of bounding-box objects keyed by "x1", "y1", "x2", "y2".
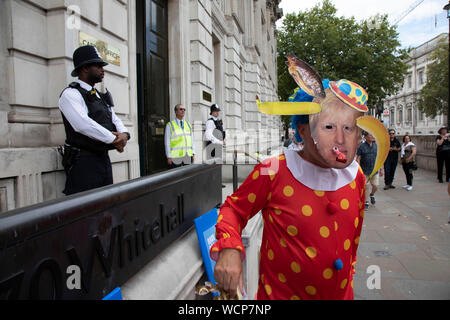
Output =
[
  {"x1": 418, "y1": 41, "x2": 449, "y2": 118},
  {"x1": 277, "y1": 0, "x2": 408, "y2": 131}
]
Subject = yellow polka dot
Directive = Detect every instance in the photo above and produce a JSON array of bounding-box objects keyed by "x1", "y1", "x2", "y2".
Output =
[
  {"x1": 217, "y1": 215, "x2": 223, "y2": 223},
  {"x1": 211, "y1": 247, "x2": 219, "y2": 252},
  {"x1": 334, "y1": 221, "x2": 338, "y2": 231},
  {"x1": 323, "y1": 268, "x2": 333, "y2": 279},
  {"x1": 278, "y1": 273, "x2": 287, "y2": 283},
  {"x1": 349, "y1": 180, "x2": 356, "y2": 189},
  {"x1": 261, "y1": 274, "x2": 264, "y2": 284},
  {"x1": 354, "y1": 217, "x2": 359, "y2": 228},
  {"x1": 319, "y1": 226, "x2": 330, "y2": 238},
  {"x1": 344, "y1": 239, "x2": 351, "y2": 251},
  {"x1": 280, "y1": 238, "x2": 287, "y2": 247},
  {"x1": 290, "y1": 295, "x2": 301, "y2": 300},
  {"x1": 302, "y1": 205, "x2": 313, "y2": 216},
  {"x1": 287, "y1": 225, "x2": 298, "y2": 236},
  {"x1": 264, "y1": 284, "x2": 272, "y2": 295},
  {"x1": 268, "y1": 214, "x2": 273, "y2": 223},
  {"x1": 236, "y1": 246, "x2": 243, "y2": 251},
  {"x1": 314, "y1": 190, "x2": 325, "y2": 197},
  {"x1": 248, "y1": 193, "x2": 256, "y2": 203},
  {"x1": 305, "y1": 285, "x2": 317, "y2": 295},
  {"x1": 340, "y1": 278, "x2": 348, "y2": 289},
  {"x1": 231, "y1": 196, "x2": 238, "y2": 202},
  {"x1": 351, "y1": 280, "x2": 354, "y2": 288},
  {"x1": 278, "y1": 155, "x2": 286, "y2": 161},
  {"x1": 355, "y1": 236, "x2": 360, "y2": 245},
  {"x1": 283, "y1": 185, "x2": 294, "y2": 197},
  {"x1": 359, "y1": 201, "x2": 363, "y2": 209},
  {"x1": 223, "y1": 233, "x2": 230, "y2": 239},
  {"x1": 305, "y1": 247, "x2": 317, "y2": 258},
  {"x1": 291, "y1": 261, "x2": 301, "y2": 273},
  {"x1": 252, "y1": 170, "x2": 260, "y2": 180},
  {"x1": 267, "y1": 192, "x2": 272, "y2": 201},
  {"x1": 267, "y1": 249, "x2": 274, "y2": 260},
  {"x1": 360, "y1": 209, "x2": 365, "y2": 218},
  {"x1": 274, "y1": 207, "x2": 282, "y2": 215},
  {"x1": 340, "y1": 198, "x2": 350, "y2": 210}
]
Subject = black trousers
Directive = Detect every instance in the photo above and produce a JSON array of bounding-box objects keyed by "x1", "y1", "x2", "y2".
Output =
[
  {"x1": 63, "y1": 151, "x2": 113, "y2": 195},
  {"x1": 383, "y1": 155, "x2": 398, "y2": 186},
  {"x1": 436, "y1": 150, "x2": 450, "y2": 182},
  {"x1": 402, "y1": 161, "x2": 414, "y2": 186}
]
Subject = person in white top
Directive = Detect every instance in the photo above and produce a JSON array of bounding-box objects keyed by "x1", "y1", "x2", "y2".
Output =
[
  {"x1": 58, "y1": 45, "x2": 130, "y2": 195},
  {"x1": 205, "y1": 104, "x2": 226, "y2": 161}
]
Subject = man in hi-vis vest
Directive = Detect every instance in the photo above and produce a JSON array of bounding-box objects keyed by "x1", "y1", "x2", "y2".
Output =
[{"x1": 164, "y1": 104, "x2": 195, "y2": 168}]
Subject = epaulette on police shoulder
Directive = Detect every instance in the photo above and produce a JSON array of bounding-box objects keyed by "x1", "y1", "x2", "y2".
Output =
[{"x1": 59, "y1": 82, "x2": 81, "y2": 98}]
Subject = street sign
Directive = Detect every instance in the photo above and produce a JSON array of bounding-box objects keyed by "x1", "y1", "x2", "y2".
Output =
[{"x1": 0, "y1": 164, "x2": 222, "y2": 300}]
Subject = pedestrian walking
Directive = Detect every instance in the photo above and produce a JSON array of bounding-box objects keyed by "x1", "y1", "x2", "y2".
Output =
[
  {"x1": 436, "y1": 127, "x2": 450, "y2": 183},
  {"x1": 401, "y1": 135, "x2": 417, "y2": 191},
  {"x1": 165, "y1": 104, "x2": 195, "y2": 168},
  {"x1": 383, "y1": 129, "x2": 401, "y2": 190},
  {"x1": 58, "y1": 45, "x2": 130, "y2": 195},
  {"x1": 356, "y1": 132, "x2": 383, "y2": 209}
]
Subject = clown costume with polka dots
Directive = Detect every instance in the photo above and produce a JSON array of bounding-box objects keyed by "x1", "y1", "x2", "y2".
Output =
[
  {"x1": 210, "y1": 152, "x2": 366, "y2": 300},
  {"x1": 209, "y1": 54, "x2": 389, "y2": 300}
]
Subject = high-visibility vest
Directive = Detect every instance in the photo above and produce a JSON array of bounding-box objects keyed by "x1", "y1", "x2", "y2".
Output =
[{"x1": 168, "y1": 119, "x2": 193, "y2": 158}]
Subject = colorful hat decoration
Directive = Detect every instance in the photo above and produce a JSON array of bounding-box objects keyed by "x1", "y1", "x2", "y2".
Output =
[{"x1": 329, "y1": 79, "x2": 368, "y2": 112}]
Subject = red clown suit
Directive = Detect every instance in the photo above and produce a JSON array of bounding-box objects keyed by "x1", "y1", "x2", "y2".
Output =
[
  {"x1": 209, "y1": 54, "x2": 389, "y2": 300},
  {"x1": 210, "y1": 150, "x2": 366, "y2": 300}
]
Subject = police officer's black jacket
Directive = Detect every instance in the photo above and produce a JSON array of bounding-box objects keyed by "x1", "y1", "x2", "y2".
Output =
[{"x1": 60, "y1": 82, "x2": 117, "y2": 155}]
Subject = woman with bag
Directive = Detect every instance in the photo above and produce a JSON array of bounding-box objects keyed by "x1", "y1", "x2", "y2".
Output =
[
  {"x1": 436, "y1": 127, "x2": 450, "y2": 183},
  {"x1": 401, "y1": 135, "x2": 417, "y2": 191}
]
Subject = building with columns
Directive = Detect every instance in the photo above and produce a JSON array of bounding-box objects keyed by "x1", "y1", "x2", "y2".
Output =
[
  {"x1": 382, "y1": 33, "x2": 448, "y2": 135},
  {"x1": 0, "y1": 0, "x2": 283, "y2": 213}
]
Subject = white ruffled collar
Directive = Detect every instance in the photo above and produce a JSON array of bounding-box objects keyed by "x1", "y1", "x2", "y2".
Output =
[{"x1": 284, "y1": 149, "x2": 359, "y2": 191}]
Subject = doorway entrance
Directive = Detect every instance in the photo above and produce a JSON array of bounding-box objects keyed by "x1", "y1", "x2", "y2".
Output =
[{"x1": 136, "y1": 0, "x2": 169, "y2": 175}]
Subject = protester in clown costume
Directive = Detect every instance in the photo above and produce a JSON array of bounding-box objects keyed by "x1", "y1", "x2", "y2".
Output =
[{"x1": 209, "y1": 55, "x2": 389, "y2": 300}]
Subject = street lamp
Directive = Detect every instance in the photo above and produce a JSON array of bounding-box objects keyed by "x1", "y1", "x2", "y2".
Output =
[{"x1": 444, "y1": 1, "x2": 450, "y2": 128}]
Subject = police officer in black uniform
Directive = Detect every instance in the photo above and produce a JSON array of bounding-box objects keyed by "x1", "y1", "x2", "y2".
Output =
[
  {"x1": 205, "y1": 104, "x2": 226, "y2": 160},
  {"x1": 58, "y1": 45, "x2": 130, "y2": 195}
]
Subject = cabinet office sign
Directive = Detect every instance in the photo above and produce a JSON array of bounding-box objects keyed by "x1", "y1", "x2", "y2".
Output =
[
  {"x1": 79, "y1": 31, "x2": 121, "y2": 66},
  {"x1": 0, "y1": 164, "x2": 222, "y2": 300}
]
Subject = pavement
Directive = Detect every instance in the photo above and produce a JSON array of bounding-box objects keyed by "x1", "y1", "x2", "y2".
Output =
[
  {"x1": 222, "y1": 166, "x2": 450, "y2": 300},
  {"x1": 353, "y1": 168, "x2": 450, "y2": 300}
]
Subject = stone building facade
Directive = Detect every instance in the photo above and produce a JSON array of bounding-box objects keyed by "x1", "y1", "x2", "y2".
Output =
[
  {"x1": 382, "y1": 33, "x2": 448, "y2": 135},
  {"x1": 0, "y1": 0, "x2": 282, "y2": 213},
  {"x1": 0, "y1": 0, "x2": 282, "y2": 299}
]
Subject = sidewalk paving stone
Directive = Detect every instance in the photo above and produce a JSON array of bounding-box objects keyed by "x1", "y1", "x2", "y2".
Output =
[{"x1": 354, "y1": 168, "x2": 450, "y2": 299}]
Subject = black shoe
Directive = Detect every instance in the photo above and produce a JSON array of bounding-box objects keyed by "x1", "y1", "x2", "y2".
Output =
[
  {"x1": 390, "y1": 185, "x2": 396, "y2": 189},
  {"x1": 370, "y1": 194, "x2": 376, "y2": 205},
  {"x1": 222, "y1": 184, "x2": 226, "y2": 188},
  {"x1": 383, "y1": 186, "x2": 390, "y2": 190}
]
